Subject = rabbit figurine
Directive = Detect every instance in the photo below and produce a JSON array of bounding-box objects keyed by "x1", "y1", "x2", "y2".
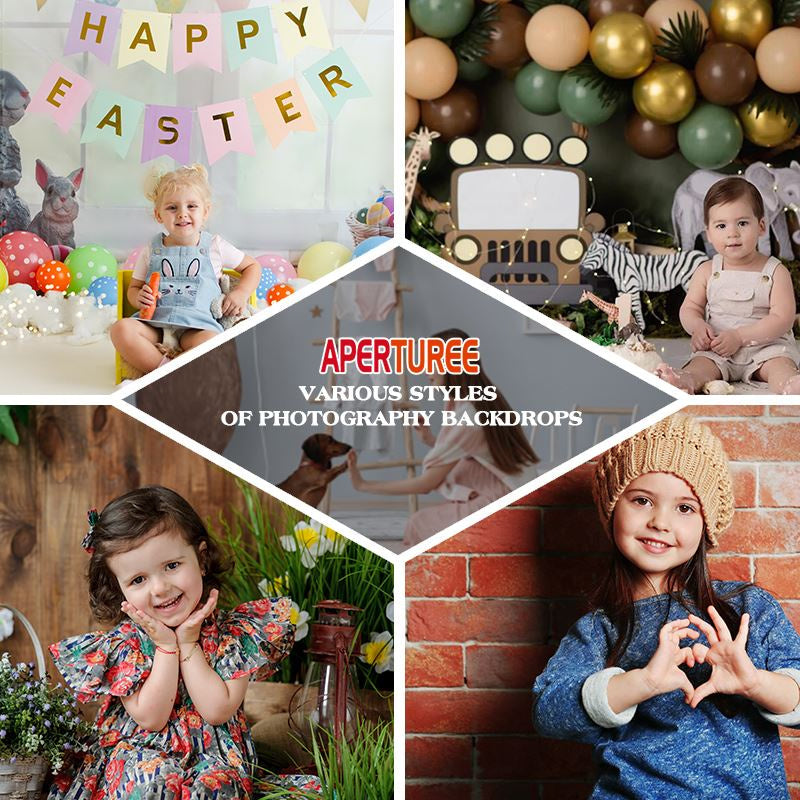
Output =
[
  {"x1": 0, "y1": 70, "x2": 32, "y2": 236},
  {"x1": 28, "y1": 159, "x2": 83, "y2": 249}
]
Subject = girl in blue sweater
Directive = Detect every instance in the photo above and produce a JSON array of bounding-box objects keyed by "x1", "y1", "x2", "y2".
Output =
[{"x1": 533, "y1": 414, "x2": 800, "y2": 799}]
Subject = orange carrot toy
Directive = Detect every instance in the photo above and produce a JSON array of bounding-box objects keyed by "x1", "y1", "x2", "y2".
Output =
[{"x1": 139, "y1": 273, "x2": 160, "y2": 321}]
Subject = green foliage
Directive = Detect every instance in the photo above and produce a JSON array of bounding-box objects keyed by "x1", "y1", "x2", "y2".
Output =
[
  {"x1": 537, "y1": 299, "x2": 612, "y2": 337},
  {"x1": 567, "y1": 61, "x2": 630, "y2": 110},
  {"x1": 654, "y1": 11, "x2": 707, "y2": 68},
  {"x1": 0, "y1": 655, "x2": 92, "y2": 772},
  {"x1": 452, "y1": 3, "x2": 498, "y2": 62},
  {"x1": 522, "y1": 0, "x2": 587, "y2": 14},
  {"x1": 0, "y1": 406, "x2": 30, "y2": 445},
  {"x1": 256, "y1": 717, "x2": 394, "y2": 800},
  {"x1": 747, "y1": 82, "x2": 800, "y2": 128},
  {"x1": 406, "y1": 202, "x2": 445, "y2": 256},
  {"x1": 773, "y1": 0, "x2": 800, "y2": 27},
  {"x1": 212, "y1": 481, "x2": 393, "y2": 687}
]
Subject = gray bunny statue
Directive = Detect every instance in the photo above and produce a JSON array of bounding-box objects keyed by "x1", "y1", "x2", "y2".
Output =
[
  {"x1": 0, "y1": 70, "x2": 32, "y2": 237},
  {"x1": 28, "y1": 159, "x2": 83, "y2": 249},
  {"x1": 211, "y1": 274, "x2": 254, "y2": 330}
]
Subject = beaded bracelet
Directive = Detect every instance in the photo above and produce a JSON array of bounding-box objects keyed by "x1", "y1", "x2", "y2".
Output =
[
  {"x1": 155, "y1": 645, "x2": 177, "y2": 655},
  {"x1": 180, "y1": 642, "x2": 199, "y2": 663}
]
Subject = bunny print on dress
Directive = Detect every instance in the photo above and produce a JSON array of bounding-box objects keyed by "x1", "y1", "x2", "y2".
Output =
[{"x1": 159, "y1": 257, "x2": 200, "y2": 308}]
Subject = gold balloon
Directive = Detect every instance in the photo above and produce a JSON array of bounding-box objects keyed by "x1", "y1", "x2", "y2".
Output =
[
  {"x1": 589, "y1": 12, "x2": 654, "y2": 78},
  {"x1": 737, "y1": 101, "x2": 799, "y2": 146},
  {"x1": 710, "y1": 0, "x2": 772, "y2": 50},
  {"x1": 633, "y1": 62, "x2": 696, "y2": 124}
]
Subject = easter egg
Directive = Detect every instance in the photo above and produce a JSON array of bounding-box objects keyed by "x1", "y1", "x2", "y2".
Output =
[
  {"x1": 353, "y1": 236, "x2": 393, "y2": 258},
  {"x1": 256, "y1": 267, "x2": 278, "y2": 300},
  {"x1": 356, "y1": 207, "x2": 369, "y2": 223},
  {"x1": 267, "y1": 283, "x2": 295, "y2": 305},
  {"x1": 0, "y1": 231, "x2": 52, "y2": 289},
  {"x1": 387, "y1": 213, "x2": 395, "y2": 227},
  {"x1": 88, "y1": 275, "x2": 118, "y2": 307},
  {"x1": 0, "y1": 259, "x2": 7, "y2": 293},
  {"x1": 35, "y1": 260, "x2": 71, "y2": 293},
  {"x1": 65, "y1": 245, "x2": 117, "y2": 294},
  {"x1": 382, "y1": 195, "x2": 395, "y2": 215},
  {"x1": 256, "y1": 253, "x2": 297, "y2": 284},
  {"x1": 123, "y1": 246, "x2": 144, "y2": 271},
  {"x1": 297, "y1": 242, "x2": 353, "y2": 280},
  {"x1": 366, "y1": 202, "x2": 391, "y2": 226}
]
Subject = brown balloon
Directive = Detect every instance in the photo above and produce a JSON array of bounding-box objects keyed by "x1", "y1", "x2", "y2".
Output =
[
  {"x1": 420, "y1": 84, "x2": 482, "y2": 141},
  {"x1": 588, "y1": 0, "x2": 646, "y2": 25},
  {"x1": 695, "y1": 42, "x2": 757, "y2": 105},
  {"x1": 482, "y1": 3, "x2": 531, "y2": 69},
  {"x1": 625, "y1": 111, "x2": 678, "y2": 158}
]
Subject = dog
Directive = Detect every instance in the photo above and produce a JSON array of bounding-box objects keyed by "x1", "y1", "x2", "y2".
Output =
[{"x1": 277, "y1": 433, "x2": 352, "y2": 508}]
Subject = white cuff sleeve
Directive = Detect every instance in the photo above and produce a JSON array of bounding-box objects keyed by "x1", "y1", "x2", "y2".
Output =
[
  {"x1": 581, "y1": 667, "x2": 637, "y2": 728},
  {"x1": 758, "y1": 668, "x2": 800, "y2": 726}
]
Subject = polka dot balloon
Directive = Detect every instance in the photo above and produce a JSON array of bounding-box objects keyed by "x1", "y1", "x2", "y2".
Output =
[
  {"x1": 35, "y1": 260, "x2": 71, "y2": 293},
  {"x1": 256, "y1": 268, "x2": 277, "y2": 300},
  {"x1": 257, "y1": 253, "x2": 296, "y2": 284},
  {"x1": 88, "y1": 275, "x2": 118, "y2": 307},
  {"x1": 267, "y1": 283, "x2": 295, "y2": 305},
  {"x1": 0, "y1": 231, "x2": 52, "y2": 289},
  {"x1": 65, "y1": 245, "x2": 117, "y2": 294}
]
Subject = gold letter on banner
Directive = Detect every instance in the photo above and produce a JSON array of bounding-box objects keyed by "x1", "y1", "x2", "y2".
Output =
[
  {"x1": 119, "y1": 11, "x2": 171, "y2": 72},
  {"x1": 212, "y1": 111, "x2": 235, "y2": 141},
  {"x1": 253, "y1": 79, "x2": 316, "y2": 148},
  {"x1": 275, "y1": 92, "x2": 301, "y2": 123},
  {"x1": 97, "y1": 104, "x2": 123, "y2": 136},
  {"x1": 80, "y1": 11, "x2": 107, "y2": 44},
  {"x1": 318, "y1": 65, "x2": 352, "y2": 98},
  {"x1": 237, "y1": 20, "x2": 259, "y2": 49},
  {"x1": 131, "y1": 22, "x2": 156, "y2": 51},
  {"x1": 47, "y1": 77, "x2": 73, "y2": 108},
  {"x1": 275, "y1": 0, "x2": 331, "y2": 58},
  {"x1": 159, "y1": 116, "x2": 180, "y2": 145},
  {"x1": 186, "y1": 24, "x2": 208, "y2": 53}
]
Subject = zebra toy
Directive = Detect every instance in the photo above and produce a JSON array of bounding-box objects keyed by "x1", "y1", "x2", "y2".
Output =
[{"x1": 580, "y1": 232, "x2": 707, "y2": 329}]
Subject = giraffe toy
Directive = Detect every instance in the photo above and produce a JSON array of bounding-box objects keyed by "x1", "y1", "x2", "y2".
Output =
[
  {"x1": 580, "y1": 290, "x2": 620, "y2": 322},
  {"x1": 405, "y1": 126, "x2": 440, "y2": 219}
]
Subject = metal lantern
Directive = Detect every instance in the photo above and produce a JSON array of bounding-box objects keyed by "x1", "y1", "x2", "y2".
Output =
[
  {"x1": 289, "y1": 600, "x2": 363, "y2": 747},
  {"x1": 613, "y1": 222, "x2": 637, "y2": 253}
]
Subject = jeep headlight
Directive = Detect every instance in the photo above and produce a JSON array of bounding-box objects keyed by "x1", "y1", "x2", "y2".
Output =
[
  {"x1": 558, "y1": 236, "x2": 585, "y2": 263},
  {"x1": 452, "y1": 236, "x2": 480, "y2": 264}
]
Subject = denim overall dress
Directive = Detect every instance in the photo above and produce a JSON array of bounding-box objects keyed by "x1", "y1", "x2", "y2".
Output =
[
  {"x1": 136, "y1": 231, "x2": 223, "y2": 333},
  {"x1": 685, "y1": 254, "x2": 800, "y2": 383}
]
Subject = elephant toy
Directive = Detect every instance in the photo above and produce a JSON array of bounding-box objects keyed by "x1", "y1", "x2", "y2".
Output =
[
  {"x1": 0, "y1": 70, "x2": 31, "y2": 237},
  {"x1": 671, "y1": 161, "x2": 800, "y2": 259}
]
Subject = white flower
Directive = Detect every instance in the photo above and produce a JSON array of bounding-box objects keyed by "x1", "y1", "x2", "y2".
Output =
[
  {"x1": 359, "y1": 631, "x2": 394, "y2": 673},
  {"x1": 279, "y1": 520, "x2": 332, "y2": 568},
  {"x1": 289, "y1": 601, "x2": 310, "y2": 641},
  {"x1": 257, "y1": 574, "x2": 289, "y2": 597},
  {"x1": 316, "y1": 522, "x2": 348, "y2": 554},
  {"x1": 0, "y1": 608, "x2": 13, "y2": 642},
  {"x1": 386, "y1": 602, "x2": 394, "y2": 624}
]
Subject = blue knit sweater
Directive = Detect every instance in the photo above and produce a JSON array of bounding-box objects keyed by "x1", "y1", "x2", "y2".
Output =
[{"x1": 532, "y1": 582, "x2": 800, "y2": 799}]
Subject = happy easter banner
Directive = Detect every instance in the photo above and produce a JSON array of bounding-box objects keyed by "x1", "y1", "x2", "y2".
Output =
[{"x1": 28, "y1": 1, "x2": 371, "y2": 163}]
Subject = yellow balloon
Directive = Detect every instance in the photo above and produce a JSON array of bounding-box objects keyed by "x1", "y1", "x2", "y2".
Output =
[
  {"x1": 710, "y1": 0, "x2": 772, "y2": 50},
  {"x1": 633, "y1": 62, "x2": 697, "y2": 124},
  {"x1": 0, "y1": 259, "x2": 7, "y2": 292},
  {"x1": 737, "y1": 101, "x2": 799, "y2": 146},
  {"x1": 589, "y1": 12, "x2": 654, "y2": 78},
  {"x1": 297, "y1": 242, "x2": 353, "y2": 281}
]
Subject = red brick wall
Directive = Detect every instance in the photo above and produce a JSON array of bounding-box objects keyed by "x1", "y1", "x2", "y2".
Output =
[{"x1": 405, "y1": 406, "x2": 800, "y2": 800}]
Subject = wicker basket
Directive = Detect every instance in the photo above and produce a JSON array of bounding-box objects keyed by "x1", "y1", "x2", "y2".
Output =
[
  {"x1": 0, "y1": 606, "x2": 48, "y2": 800},
  {"x1": 345, "y1": 212, "x2": 394, "y2": 246}
]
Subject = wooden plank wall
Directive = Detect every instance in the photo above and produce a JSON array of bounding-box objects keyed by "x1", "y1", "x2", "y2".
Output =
[{"x1": 0, "y1": 405, "x2": 257, "y2": 670}]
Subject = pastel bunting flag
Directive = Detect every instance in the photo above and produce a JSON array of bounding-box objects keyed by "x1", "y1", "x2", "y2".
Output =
[
  {"x1": 253, "y1": 79, "x2": 316, "y2": 148},
  {"x1": 198, "y1": 99, "x2": 255, "y2": 164},
  {"x1": 302, "y1": 48, "x2": 370, "y2": 119},
  {"x1": 81, "y1": 90, "x2": 144, "y2": 158},
  {"x1": 36, "y1": 0, "x2": 47, "y2": 9},
  {"x1": 28, "y1": 64, "x2": 93, "y2": 133},
  {"x1": 118, "y1": 10, "x2": 171, "y2": 72},
  {"x1": 274, "y1": 0, "x2": 332, "y2": 59},
  {"x1": 64, "y1": 0, "x2": 121, "y2": 64},
  {"x1": 223, "y1": 7, "x2": 276, "y2": 70},
  {"x1": 347, "y1": 0, "x2": 370, "y2": 21},
  {"x1": 155, "y1": 0, "x2": 190, "y2": 11},
  {"x1": 173, "y1": 13, "x2": 223, "y2": 73},
  {"x1": 95, "y1": 0, "x2": 122, "y2": 5},
  {"x1": 216, "y1": 0, "x2": 251, "y2": 9},
  {"x1": 141, "y1": 104, "x2": 192, "y2": 164}
]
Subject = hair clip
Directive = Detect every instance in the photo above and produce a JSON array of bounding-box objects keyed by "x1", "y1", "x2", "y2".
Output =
[{"x1": 82, "y1": 508, "x2": 98, "y2": 554}]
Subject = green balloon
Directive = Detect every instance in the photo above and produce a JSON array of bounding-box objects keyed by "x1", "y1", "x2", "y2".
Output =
[
  {"x1": 558, "y1": 72, "x2": 619, "y2": 126},
  {"x1": 678, "y1": 103, "x2": 743, "y2": 169},
  {"x1": 515, "y1": 60, "x2": 563, "y2": 115},
  {"x1": 409, "y1": 0, "x2": 475, "y2": 38},
  {"x1": 64, "y1": 244, "x2": 117, "y2": 295},
  {"x1": 458, "y1": 57, "x2": 491, "y2": 82}
]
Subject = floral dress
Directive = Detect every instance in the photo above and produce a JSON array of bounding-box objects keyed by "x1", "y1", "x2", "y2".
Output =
[{"x1": 48, "y1": 599, "x2": 321, "y2": 799}]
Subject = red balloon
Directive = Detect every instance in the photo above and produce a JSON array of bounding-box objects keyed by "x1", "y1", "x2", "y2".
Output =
[
  {"x1": 420, "y1": 84, "x2": 482, "y2": 141},
  {"x1": 625, "y1": 111, "x2": 678, "y2": 158}
]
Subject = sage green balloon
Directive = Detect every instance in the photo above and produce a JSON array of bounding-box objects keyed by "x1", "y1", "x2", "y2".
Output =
[
  {"x1": 677, "y1": 103, "x2": 743, "y2": 169},
  {"x1": 558, "y1": 71, "x2": 619, "y2": 126},
  {"x1": 409, "y1": 0, "x2": 475, "y2": 39},
  {"x1": 458, "y1": 57, "x2": 491, "y2": 82},
  {"x1": 515, "y1": 60, "x2": 563, "y2": 115}
]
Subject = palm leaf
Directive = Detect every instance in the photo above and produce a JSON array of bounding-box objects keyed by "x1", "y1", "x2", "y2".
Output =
[
  {"x1": 522, "y1": 0, "x2": 587, "y2": 14},
  {"x1": 773, "y1": 0, "x2": 800, "y2": 25},
  {"x1": 452, "y1": 3, "x2": 499, "y2": 63},
  {"x1": 747, "y1": 82, "x2": 800, "y2": 128},
  {"x1": 654, "y1": 10, "x2": 707, "y2": 68},
  {"x1": 567, "y1": 60, "x2": 630, "y2": 110}
]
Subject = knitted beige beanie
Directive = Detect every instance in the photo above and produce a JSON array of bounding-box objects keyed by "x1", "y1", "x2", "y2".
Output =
[{"x1": 592, "y1": 414, "x2": 734, "y2": 547}]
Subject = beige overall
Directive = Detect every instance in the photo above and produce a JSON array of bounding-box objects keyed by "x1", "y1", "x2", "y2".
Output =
[{"x1": 685, "y1": 254, "x2": 800, "y2": 384}]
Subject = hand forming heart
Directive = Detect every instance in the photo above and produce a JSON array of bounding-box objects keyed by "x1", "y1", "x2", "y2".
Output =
[{"x1": 642, "y1": 618, "x2": 700, "y2": 703}]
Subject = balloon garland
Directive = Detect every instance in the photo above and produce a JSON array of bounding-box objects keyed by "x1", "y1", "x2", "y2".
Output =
[{"x1": 405, "y1": 0, "x2": 800, "y2": 168}]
